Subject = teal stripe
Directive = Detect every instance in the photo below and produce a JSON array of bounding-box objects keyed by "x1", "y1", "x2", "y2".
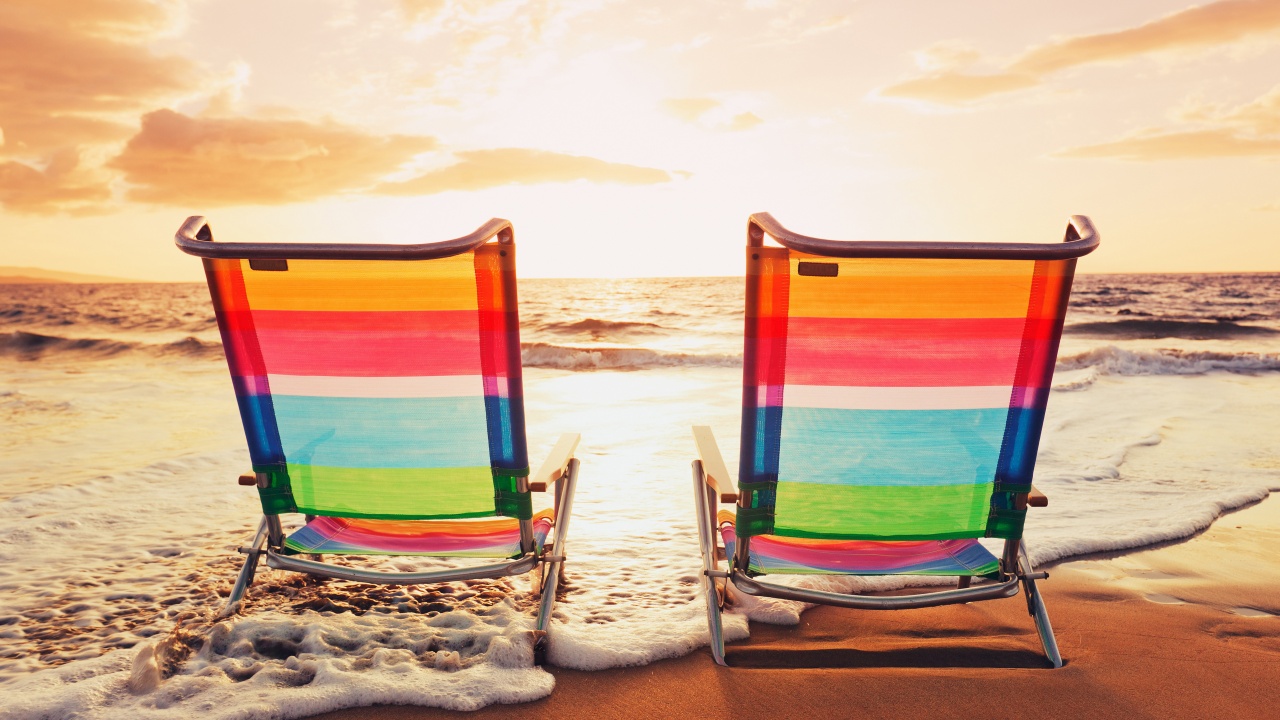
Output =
[
  {"x1": 778, "y1": 408, "x2": 1005, "y2": 486},
  {"x1": 273, "y1": 395, "x2": 489, "y2": 469}
]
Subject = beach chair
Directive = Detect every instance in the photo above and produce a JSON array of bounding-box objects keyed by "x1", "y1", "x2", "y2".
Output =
[
  {"x1": 175, "y1": 217, "x2": 580, "y2": 659},
  {"x1": 692, "y1": 213, "x2": 1099, "y2": 667}
]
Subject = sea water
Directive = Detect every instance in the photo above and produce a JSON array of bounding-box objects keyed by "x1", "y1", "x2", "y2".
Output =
[{"x1": 2, "y1": 274, "x2": 1279, "y2": 717}]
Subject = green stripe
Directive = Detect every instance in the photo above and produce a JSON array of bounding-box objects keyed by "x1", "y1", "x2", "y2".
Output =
[
  {"x1": 772, "y1": 482, "x2": 993, "y2": 540},
  {"x1": 288, "y1": 464, "x2": 497, "y2": 519}
]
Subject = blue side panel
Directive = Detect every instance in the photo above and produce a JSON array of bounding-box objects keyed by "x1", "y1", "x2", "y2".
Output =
[
  {"x1": 484, "y1": 395, "x2": 528, "y2": 471},
  {"x1": 748, "y1": 406, "x2": 784, "y2": 483},
  {"x1": 232, "y1": 384, "x2": 284, "y2": 467},
  {"x1": 995, "y1": 405, "x2": 1048, "y2": 489}
]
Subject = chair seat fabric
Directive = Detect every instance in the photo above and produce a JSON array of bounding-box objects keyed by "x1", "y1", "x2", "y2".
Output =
[
  {"x1": 284, "y1": 508, "x2": 553, "y2": 558},
  {"x1": 718, "y1": 510, "x2": 999, "y2": 577}
]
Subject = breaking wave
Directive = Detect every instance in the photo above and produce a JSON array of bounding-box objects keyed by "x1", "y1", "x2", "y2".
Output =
[
  {"x1": 1, "y1": 332, "x2": 740, "y2": 370},
  {"x1": 0, "y1": 331, "x2": 222, "y2": 361},
  {"x1": 1065, "y1": 318, "x2": 1278, "y2": 340},
  {"x1": 520, "y1": 342, "x2": 740, "y2": 370},
  {"x1": 533, "y1": 318, "x2": 666, "y2": 338},
  {"x1": 1057, "y1": 346, "x2": 1280, "y2": 377}
]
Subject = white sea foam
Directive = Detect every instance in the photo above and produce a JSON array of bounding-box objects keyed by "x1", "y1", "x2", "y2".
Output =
[{"x1": 1057, "y1": 345, "x2": 1280, "y2": 376}]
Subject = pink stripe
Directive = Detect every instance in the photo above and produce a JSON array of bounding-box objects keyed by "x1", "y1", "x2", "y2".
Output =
[
  {"x1": 296, "y1": 516, "x2": 552, "y2": 555},
  {"x1": 249, "y1": 328, "x2": 483, "y2": 377},
  {"x1": 783, "y1": 317, "x2": 1027, "y2": 387},
  {"x1": 720, "y1": 525, "x2": 992, "y2": 574}
]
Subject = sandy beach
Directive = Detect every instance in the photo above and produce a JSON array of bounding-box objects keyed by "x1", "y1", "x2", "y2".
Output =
[{"x1": 312, "y1": 497, "x2": 1280, "y2": 720}]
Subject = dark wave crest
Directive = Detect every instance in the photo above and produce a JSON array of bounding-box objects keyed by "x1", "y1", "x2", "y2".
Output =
[
  {"x1": 0, "y1": 332, "x2": 222, "y2": 361},
  {"x1": 535, "y1": 318, "x2": 666, "y2": 338},
  {"x1": 1064, "y1": 319, "x2": 1279, "y2": 340}
]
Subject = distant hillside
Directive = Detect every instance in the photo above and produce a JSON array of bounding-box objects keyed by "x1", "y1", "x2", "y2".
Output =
[{"x1": 0, "y1": 266, "x2": 144, "y2": 284}]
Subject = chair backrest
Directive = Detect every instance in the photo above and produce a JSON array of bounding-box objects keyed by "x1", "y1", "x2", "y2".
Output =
[
  {"x1": 180, "y1": 219, "x2": 531, "y2": 521},
  {"x1": 736, "y1": 214, "x2": 1097, "y2": 543}
]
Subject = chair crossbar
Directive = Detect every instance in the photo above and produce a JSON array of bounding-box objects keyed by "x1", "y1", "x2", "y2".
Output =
[
  {"x1": 730, "y1": 570, "x2": 1020, "y2": 610},
  {"x1": 264, "y1": 549, "x2": 539, "y2": 584}
]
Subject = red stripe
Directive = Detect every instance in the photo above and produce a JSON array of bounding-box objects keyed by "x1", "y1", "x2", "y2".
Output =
[
  {"x1": 750, "y1": 258, "x2": 790, "y2": 389},
  {"x1": 217, "y1": 310, "x2": 504, "y2": 377},
  {"x1": 206, "y1": 260, "x2": 266, "y2": 379}
]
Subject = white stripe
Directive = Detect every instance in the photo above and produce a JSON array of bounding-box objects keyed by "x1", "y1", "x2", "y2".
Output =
[
  {"x1": 268, "y1": 374, "x2": 484, "y2": 398},
  {"x1": 782, "y1": 385, "x2": 1011, "y2": 410}
]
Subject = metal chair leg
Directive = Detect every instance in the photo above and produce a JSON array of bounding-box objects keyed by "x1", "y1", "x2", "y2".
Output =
[
  {"x1": 534, "y1": 459, "x2": 579, "y2": 665},
  {"x1": 221, "y1": 517, "x2": 269, "y2": 618},
  {"x1": 1019, "y1": 540, "x2": 1063, "y2": 668},
  {"x1": 692, "y1": 461, "x2": 727, "y2": 666}
]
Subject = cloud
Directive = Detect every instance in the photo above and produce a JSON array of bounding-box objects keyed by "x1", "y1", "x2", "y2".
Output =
[
  {"x1": 728, "y1": 112, "x2": 763, "y2": 131},
  {"x1": 109, "y1": 110, "x2": 438, "y2": 206},
  {"x1": 882, "y1": 0, "x2": 1280, "y2": 105},
  {"x1": 1059, "y1": 129, "x2": 1280, "y2": 160},
  {"x1": 0, "y1": 151, "x2": 111, "y2": 215},
  {"x1": 398, "y1": 0, "x2": 451, "y2": 23},
  {"x1": 1059, "y1": 83, "x2": 1280, "y2": 160},
  {"x1": 0, "y1": 1, "x2": 200, "y2": 152},
  {"x1": 664, "y1": 97, "x2": 720, "y2": 123},
  {"x1": 375, "y1": 148, "x2": 673, "y2": 195},
  {"x1": 880, "y1": 72, "x2": 1039, "y2": 106},
  {"x1": 0, "y1": 0, "x2": 204, "y2": 212},
  {"x1": 663, "y1": 97, "x2": 765, "y2": 131}
]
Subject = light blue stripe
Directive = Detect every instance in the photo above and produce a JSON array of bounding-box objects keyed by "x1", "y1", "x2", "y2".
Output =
[
  {"x1": 272, "y1": 395, "x2": 490, "y2": 469},
  {"x1": 777, "y1": 408, "x2": 1005, "y2": 486}
]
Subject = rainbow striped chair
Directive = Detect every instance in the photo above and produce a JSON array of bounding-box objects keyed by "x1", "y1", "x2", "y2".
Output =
[
  {"x1": 176, "y1": 217, "x2": 580, "y2": 654},
  {"x1": 692, "y1": 213, "x2": 1098, "y2": 667}
]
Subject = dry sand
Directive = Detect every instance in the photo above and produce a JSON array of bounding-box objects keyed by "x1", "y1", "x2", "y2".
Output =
[{"x1": 312, "y1": 499, "x2": 1280, "y2": 720}]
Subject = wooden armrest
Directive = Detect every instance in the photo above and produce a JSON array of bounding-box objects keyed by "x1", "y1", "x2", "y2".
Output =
[
  {"x1": 529, "y1": 433, "x2": 580, "y2": 492},
  {"x1": 1015, "y1": 484, "x2": 1049, "y2": 510},
  {"x1": 693, "y1": 426, "x2": 737, "y2": 503},
  {"x1": 1028, "y1": 485, "x2": 1048, "y2": 507},
  {"x1": 238, "y1": 473, "x2": 257, "y2": 486}
]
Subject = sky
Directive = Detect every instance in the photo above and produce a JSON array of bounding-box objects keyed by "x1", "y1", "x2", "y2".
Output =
[{"x1": 1, "y1": 0, "x2": 1279, "y2": 280}]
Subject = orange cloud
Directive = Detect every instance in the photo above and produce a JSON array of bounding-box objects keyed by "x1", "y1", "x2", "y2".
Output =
[
  {"x1": 882, "y1": 0, "x2": 1280, "y2": 105},
  {"x1": 0, "y1": 0, "x2": 203, "y2": 213},
  {"x1": 879, "y1": 72, "x2": 1038, "y2": 106},
  {"x1": 728, "y1": 112, "x2": 763, "y2": 131},
  {"x1": 664, "y1": 98, "x2": 720, "y2": 123},
  {"x1": 1059, "y1": 129, "x2": 1280, "y2": 160},
  {"x1": 399, "y1": 0, "x2": 449, "y2": 22},
  {"x1": 663, "y1": 98, "x2": 764, "y2": 131},
  {"x1": 110, "y1": 110, "x2": 438, "y2": 206},
  {"x1": 375, "y1": 148, "x2": 673, "y2": 195},
  {"x1": 0, "y1": 151, "x2": 111, "y2": 215},
  {"x1": 1059, "y1": 83, "x2": 1280, "y2": 160}
]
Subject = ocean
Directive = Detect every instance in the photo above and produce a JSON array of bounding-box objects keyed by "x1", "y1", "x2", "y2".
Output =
[{"x1": 3, "y1": 274, "x2": 1279, "y2": 717}]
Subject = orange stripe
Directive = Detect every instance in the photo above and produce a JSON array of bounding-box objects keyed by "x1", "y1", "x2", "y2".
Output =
[
  {"x1": 787, "y1": 255, "x2": 1051, "y2": 319},
  {"x1": 240, "y1": 255, "x2": 479, "y2": 311}
]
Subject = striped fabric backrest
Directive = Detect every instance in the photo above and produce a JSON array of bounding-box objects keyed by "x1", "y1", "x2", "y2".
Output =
[
  {"x1": 737, "y1": 248, "x2": 1076, "y2": 542},
  {"x1": 202, "y1": 244, "x2": 531, "y2": 521}
]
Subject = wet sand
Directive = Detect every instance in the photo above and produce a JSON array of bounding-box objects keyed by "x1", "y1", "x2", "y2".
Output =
[{"x1": 311, "y1": 497, "x2": 1280, "y2": 720}]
